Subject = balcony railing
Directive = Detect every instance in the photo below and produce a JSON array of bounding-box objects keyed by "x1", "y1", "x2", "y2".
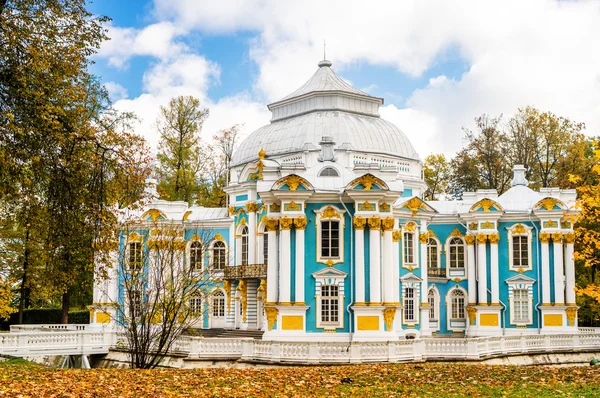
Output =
[
  {"x1": 224, "y1": 264, "x2": 267, "y2": 280},
  {"x1": 428, "y1": 268, "x2": 447, "y2": 278}
]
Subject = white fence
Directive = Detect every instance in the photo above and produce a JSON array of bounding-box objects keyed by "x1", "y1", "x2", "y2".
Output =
[{"x1": 0, "y1": 331, "x2": 113, "y2": 357}]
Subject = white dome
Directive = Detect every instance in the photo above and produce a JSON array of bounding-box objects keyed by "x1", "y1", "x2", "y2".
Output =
[{"x1": 231, "y1": 60, "x2": 419, "y2": 166}]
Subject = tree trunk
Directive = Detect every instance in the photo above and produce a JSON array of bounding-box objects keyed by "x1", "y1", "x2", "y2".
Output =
[
  {"x1": 0, "y1": 0, "x2": 7, "y2": 17},
  {"x1": 18, "y1": 228, "x2": 31, "y2": 324},
  {"x1": 61, "y1": 291, "x2": 70, "y2": 324}
]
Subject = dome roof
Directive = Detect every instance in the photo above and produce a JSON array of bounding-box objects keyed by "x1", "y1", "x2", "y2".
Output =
[{"x1": 231, "y1": 60, "x2": 419, "y2": 166}]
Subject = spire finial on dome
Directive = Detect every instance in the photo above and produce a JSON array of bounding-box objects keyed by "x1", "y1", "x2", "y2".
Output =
[{"x1": 318, "y1": 59, "x2": 332, "y2": 67}]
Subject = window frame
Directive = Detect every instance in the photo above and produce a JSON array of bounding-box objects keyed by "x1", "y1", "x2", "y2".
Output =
[
  {"x1": 403, "y1": 287, "x2": 416, "y2": 323},
  {"x1": 506, "y1": 275, "x2": 535, "y2": 326},
  {"x1": 507, "y1": 224, "x2": 533, "y2": 271},
  {"x1": 240, "y1": 226, "x2": 249, "y2": 266},
  {"x1": 446, "y1": 287, "x2": 467, "y2": 332},
  {"x1": 319, "y1": 284, "x2": 340, "y2": 325},
  {"x1": 210, "y1": 240, "x2": 227, "y2": 271},
  {"x1": 211, "y1": 290, "x2": 226, "y2": 318},
  {"x1": 315, "y1": 206, "x2": 346, "y2": 266},
  {"x1": 320, "y1": 219, "x2": 341, "y2": 259},
  {"x1": 427, "y1": 237, "x2": 441, "y2": 270},
  {"x1": 187, "y1": 240, "x2": 204, "y2": 272},
  {"x1": 400, "y1": 279, "x2": 421, "y2": 326},
  {"x1": 313, "y1": 268, "x2": 347, "y2": 329},
  {"x1": 445, "y1": 236, "x2": 467, "y2": 279},
  {"x1": 127, "y1": 241, "x2": 143, "y2": 272},
  {"x1": 401, "y1": 222, "x2": 419, "y2": 269},
  {"x1": 318, "y1": 167, "x2": 340, "y2": 177}
]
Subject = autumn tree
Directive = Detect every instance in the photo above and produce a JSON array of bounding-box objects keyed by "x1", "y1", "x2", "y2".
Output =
[
  {"x1": 155, "y1": 96, "x2": 209, "y2": 204},
  {"x1": 423, "y1": 154, "x2": 450, "y2": 200}
]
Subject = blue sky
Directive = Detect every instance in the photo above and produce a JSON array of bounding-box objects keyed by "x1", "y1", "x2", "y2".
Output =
[{"x1": 90, "y1": 0, "x2": 600, "y2": 156}]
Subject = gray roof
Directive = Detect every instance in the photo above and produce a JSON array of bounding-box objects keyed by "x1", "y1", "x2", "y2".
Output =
[{"x1": 231, "y1": 110, "x2": 419, "y2": 166}]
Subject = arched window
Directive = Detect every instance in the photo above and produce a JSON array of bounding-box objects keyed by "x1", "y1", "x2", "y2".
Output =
[
  {"x1": 450, "y1": 289, "x2": 466, "y2": 320},
  {"x1": 428, "y1": 288, "x2": 438, "y2": 320},
  {"x1": 427, "y1": 238, "x2": 439, "y2": 269},
  {"x1": 189, "y1": 241, "x2": 202, "y2": 271},
  {"x1": 212, "y1": 241, "x2": 226, "y2": 270},
  {"x1": 212, "y1": 291, "x2": 225, "y2": 318},
  {"x1": 448, "y1": 238, "x2": 465, "y2": 269},
  {"x1": 321, "y1": 220, "x2": 340, "y2": 258},
  {"x1": 319, "y1": 167, "x2": 340, "y2": 177},
  {"x1": 241, "y1": 226, "x2": 249, "y2": 265}
]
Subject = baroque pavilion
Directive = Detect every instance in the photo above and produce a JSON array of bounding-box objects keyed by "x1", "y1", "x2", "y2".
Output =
[{"x1": 91, "y1": 60, "x2": 580, "y2": 341}]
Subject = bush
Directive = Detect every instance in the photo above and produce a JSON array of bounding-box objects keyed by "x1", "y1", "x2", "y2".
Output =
[{"x1": 0, "y1": 309, "x2": 90, "y2": 330}]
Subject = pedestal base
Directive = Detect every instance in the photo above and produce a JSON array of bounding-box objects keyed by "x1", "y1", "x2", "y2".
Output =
[
  {"x1": 540, "y1": 305, "x2": 578, "y2": 334},
  {"x1": 466, "y1": 305, "x2": 503, "y2": 337},
  {"x1": 262, "y1": 305, "x2": 308, "y2": 341},
  {"x1": 352, "y1": 306, "x2": 402, "y2": 341}
]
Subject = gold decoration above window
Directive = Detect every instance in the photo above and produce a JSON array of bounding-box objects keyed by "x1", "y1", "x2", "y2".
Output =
[
  {"x1": 404, "y1": 222, "x2": 417, "y2": 232},
  {"x1": 246, "y1": 202, "x2": 258, "y2": 212},
  {"x1": 214, "y1": 232, "x2": 224, "y2": 241},
  {"x1": 470, "y1": 198, "x2": 503, "y2": 212},
  {"x1": 142, "y1": 208, "x2": 166, "y2": 221},
  {"x1": 280, "y1": 175, "x2": 310, "y2": 191},
  {"x1": 402, "y1": 197, "x2": 426, "y2": 216},
  {"x1": 293, "y1": 216, "x2": 307, "y2": 230},
  {"x1": 353, "y1": 216, "x2": 367, "y2": 230},
  {"x1": 237, "y1": 217, "x2": 247, "y2": 226},
  {"x1": 512, "y1": 224, "x2": 527, "y2": 235},
  {"x1": 476, "y1": 234, "x2": 488, "y2": 244},
  {"x1": 355, "y1": 174, "x2": 379, "y2": 190},
  {"x1": 543, "y1": 220, "x2": 558, "y2": 228},
  {"x1": 382, "y1": 217, "x2": 395, "y2": 231},
  {"x1": 270, "y1": 203, "x2": 281, "y2": 212},
  {"x1": 536, "y1": 197, "x2": 560, "y2": 211},
  {"x1": 481, "y1": 221, "x2": 495, "y2": 229},
  {"x1": 358, "y1": 201, "x2": 376, "y2": 211},
  {"x1": 419, "y1": 232, "x2": 429, "y2": 244},
  {"x1": 284, "y1": 201, "x2": 301, "y2": 211},
  {"x1": 552, "y1": 232, "x2": 563, "y2": 243},
  {"x1": 516, "y1": 268, "x2": 525, "y2": 274},
  {"x1": 380, "y1": 203, "x2": 391, "y2": 212},
  {"x1": 464, "y1": 235, "x2": 475, "y2": 245},
  {"x1": 235, "y1": 208, "x2": 246, "y2": 216},
  {"x1": 539, "y1": 232, "x2": 551, "y2": 243},
  {"x1": 488, "y1": 233, "x2": 500, "y2": 244},
  {"x1": 450, "y1": 228, "x2": 464, "y2": 237},
  {"x1": 321, "y1": 206, "x2": 342, "y2": 219},
  {"x1": 564, "y1": 232, "x2": 575, "y2": 244},
  {"x1": 368, "y1": 216, "x2": 381, "y2": 230},
  {"x1": 392, "y1": 230, "x2": 402, "y2": 242},
  {"x1": 280, "y1": 217, "x2": 293, "y2": 230},
  {"x1": 427, "y1": 229, "x2": 438, "y2": 239}
]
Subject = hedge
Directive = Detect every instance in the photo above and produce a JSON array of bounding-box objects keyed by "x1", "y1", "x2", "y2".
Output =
[{"x1": 0, "y1": 309, "x2": 90, "y2": 330}]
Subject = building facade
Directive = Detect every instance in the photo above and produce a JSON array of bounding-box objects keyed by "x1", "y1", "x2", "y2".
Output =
[{"x1": 91, "y1": 60, "x2": 580, "y2": 340}]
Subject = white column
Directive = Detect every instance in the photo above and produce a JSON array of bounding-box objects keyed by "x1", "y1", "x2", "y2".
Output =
[
  {"x1": 565, "y1": 233, "x2": 576, "y2": 305},
  {"x1": 477, "y1": 234, "x2": 488, "y2": 305},
  {"x1": 540, "y1": 233, "x2": 551, "y2": 305},
  {"x1": 278, "y1": 217, "x2": 292, "y2": 305},
  {"x1": 382, "y1": 217, "x2": 395, "y2": 305},
  {"x1": 466, "y1": 236, "x2": 476, "y2": 304},
  {"x1": 368, "y1": 217, "x2": 381, "y2": 304},
  {"x1": 553, "y1": 233, "x2": 565, "y2": 305},
  {"x1": 354, "y1": 217, "x2": 366, "y2": 305},
  {"x1": 419, "y1": 220, "x2": 430, "y2": 335},
  {"x1": 392, "y1": 231, "x2": 400, "y2": 304},
  {"x1": 489, "y1": 233, "x2": 500, "y2": 304},
  {"x1": 247, "y1": 203, "x2": 257, "y2": 264},
  {"x1": 266, "y1": 219, "x2": 278, "y2": 305},
  {"x1": 235, "y1": 236, "x2": 242, "y2": 266},
  {"x1": 294, "y1": 217, "x2": 306, "y2": 304}
]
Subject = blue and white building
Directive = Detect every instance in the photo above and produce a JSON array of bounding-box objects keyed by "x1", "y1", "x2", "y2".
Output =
[{"x1": 92, "y1": 60, "x2": 580, "y2": 341}]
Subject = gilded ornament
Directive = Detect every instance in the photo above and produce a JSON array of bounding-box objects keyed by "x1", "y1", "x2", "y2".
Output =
[
  {"x1": 237, "y1": 217, "x2": 247, "y2": 226},
  {"x1": 392, "y1": 230, "x2": 402, "y2": 242},
  {"x1": 466, "y1": 307, "x2": 477, "y2": 325},
  {"x1": 258, "y1": 148, "x2": 266, "y2": 161},
  {"x1": 358, "y1": 201, "x2": 375, "y2": 211},
  {"x1": 407, "y1": 266, "x2": 414, "y2": 272},
  {"x1": 183, "y1": 211, "x2": 192, "y2": 222},
  {"x1": 293, "y1": 216, "x2": 307, "y2": 230},
  {"x1": 143, "y1": 208, "x2": 165, "y2": 221},
  {"x1": 380, "y1": 203, "x2": 391, "y2": 212},
  {"x1": 419, "y1": 232, "x2": 429, "y2": 244},
  {"x1": 488, "y1": 233, "x2": 500, "y2": 244},
  {"x1": 428, "y1": 229, "x2": 438, "y2": 239},
  {"x1": 383, "y1": 307, "x2": 396, "y2": 331},
  {"x1": 265, "y1": 307, "x2": 278, "y2": 331},
  {"x1": 537, "y1": 197, "x2": 560, "y2": 211},
  {"x1": 256, "y1": 279, "x2": 267, "y2": 299},
  {"x1": 539, "y1": 232, "x2": 551, "y2": 244},
  {"x1": 284, "y1": 201, "x2": 302, "y2": 211},
  {"x1": 326, "y1": 259, "x2": 335, "y2": 267},
  {"x1": 512, "y1": 224, "x2": 527, "y2": 235},
  {"x1": 517, "y1": 268, "x2": 525, "y2": 274},
  {"x1": 368, "y1": 216, "x2": 381, "y2": 230},
  {"x1": 353, "y1": 216, "x2": 367, "y2": 230},
  {"x1": 453, "y1": 278, "x2": 461, "y2": 283},
  {"x1": 552, "y1": 232, "x2": 563, "y2": 243},
  {"x1": 402, "y1": 197, "x2": 426, "y2": 216},
  {"x1": 382, "y1": 217, "x2": 395, "y2": 231},
  {"x1": 481, "y1": 221, "x2": 495, "y2": 229},
  {"x1": 270, "y1": 203, "x2": 281, "y2": 212},
  {"x1": 265, "y1": 218, "x2": 279, "y2": 232},
  {"x1": 564, "y1": 232, "x2": 575, "y2": 244},
  {"x1": 543, "y1": 220, "x2": 558, "y2": 228},
  {"x1": 354, "y1": 174, "x2": 380, "y2": 191},
  {"x1": 566, "y1": 307, "x2": 577, "y2": 326},
  {"x1": 237, "y1": 280, "x2": 248, "y2": 322},
  {"x1": 470, "y1": 198, "x2": 500, "y2": 212},
  {"x1": 464, "y1": 235, "x2": 475, "y2": 245},
  {"x1": 235, "y1": 208, "x2": 246, "y2": 216},
  {"x1": 246, "y1": 202, "x2": 258, "y2": 213},
  {"x1": 281, "y1": 175, "x2": 308, "y2": 191},
  {"x1": 223, "y1": 280, "x2": 232, "y2": 314},
  {"x1": 279, "y1": 217, "x2": 293, "y2": 230},
  {"x1": 476, "y1": 233, "x2": 488, "y2": 244},
  {"x1": 321, "y1": 206, "x2": 342, "y2": 219},
  {"x1": 404, "y1": 222, "x2": 417, "y2": 232},
  {"x1": 469, "y1": 222, "x2": 478, "y2": 230},
  {"x1": 228, "y1": 206, "x2": 235, "y2": 216},
  {"x1": 450, "y1": 228, "x2": 464, "y2": 237}
]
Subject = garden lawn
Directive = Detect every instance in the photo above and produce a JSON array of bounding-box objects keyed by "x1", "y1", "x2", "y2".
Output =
[{"x1": 0, "y1": 363, "x2": 599, "y2": 397}]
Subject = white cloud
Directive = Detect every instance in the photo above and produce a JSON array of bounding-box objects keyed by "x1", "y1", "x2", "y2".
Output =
[{"x1": 104, "y1": 82, "x2": 128, "y2": 101}]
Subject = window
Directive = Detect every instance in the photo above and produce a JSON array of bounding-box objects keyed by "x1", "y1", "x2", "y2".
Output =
[
  {"x1": 404, "y1": 288, "x2": 416, "y2": 322},
  {"x1": 428, "y1": 289, "x2": 437, "y2": 320},
  {"x1": 450, "y1": 289, "x2": 466, "y2": 320},
  {"x1": 190, "y1": 296, "x2": 202, "y2": 316},
  {"x1": 212, "y1": 291, "x2": 225, "y2": 318},
  {"x1": 513, "y1": 289, "x2": 529, "y2": 322},
  {"x1": 427, "y1": 238, "x2": 439, "y2": 269},
  {"x1": 241, "y1": 226, "x2": 249, "y2": 266},
  {"x1": 320, "y1": 285, "x2": 339, "y2": 324},
  {"x1": 131, "y1": 290, "x2": 142, "y2": 318},
  {"x1": 449, "y1": 238, "x2": 465, "y2": 269},
  {"x1": 321, "y1": 220, "x2": 340, "y2": 258},
  {"x1": 212, "y1": 241, "x2": 226, "y2": 270},
  {"x1": 319, "y1": 167, "x2": 340, "y2": 177},
  {"x1": 403, "y1": 232, "x2": 414, "y2": 264},
  {"x1": 263, "y1": 234, "x2": 269, "y2": 265},
  {"x1": 128, "y1": 242, "x2": 143, "y2": 271},
  {"x1": 512, "y1": 236, "x2": 528, "y2": 269},
  {"x1": 189, "y1": 241, "x2": 202, "y2": 271}
]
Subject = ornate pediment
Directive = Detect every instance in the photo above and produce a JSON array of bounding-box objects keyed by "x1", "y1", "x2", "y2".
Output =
[
  {"x1": 272, "y1": 174, "x2": 313, "y2": 191},
  {"x1": 469, "y1": 198, "x2": 503, "y2": 213},
  {"x1": 347, "y1": 173, "x2": 388, "y2": 191},
  {"x1": 312, "y1": 267, "x2": 348, "y2": 279},
  {"x1": 398, "y1": 196, "x2": 437, "y2": 216},
  {"x1": 534, "y1": 197, "x2": 566, "y2": 211},
  {"x1": 400, "y1": 272, "x2": 423, "y2": 283},
  {"x1": 505, "y1": 274, "x2": 536, "y2": 284}
]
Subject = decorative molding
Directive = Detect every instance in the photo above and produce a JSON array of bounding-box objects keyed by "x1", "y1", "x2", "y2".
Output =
[
  {"x1": 214, "y1": 232, "x2": 225, "y2": 241},
  {"x1": 228, "y1": 206, "x2": 235, "y2": 216},
  {"x1": 246, "y1": 202, "x2": 258, "y2": 213},
  {"x1": 353, "y1": 216, "x2": 367, "y2": 230},
  {"x1": 468, "y1": 222, "x2": 478, "y2": 230},
  {"x1": 470, "y1": 198, "x2": 503, "y2": 212},
  {"x1": 392, "y1": 230, "x2": 402, "y2": 242},
  {"x1": 237, "y1": 280, "x2": 248, "y2": 322},
  {"x1": 382, "y1": 217, "x2": 395, "y2": 231},
  {"x1": 450, "y1": 228, "x2": 464, "y2": 237},
  {"x1": 481, "y1": 221, "x2": 495, "y2": 229},
  {"x1": 566, "y1": 307, "x2": 577, "y2": 326},
  {"x1": 368, "y1": 216, "x2": 381, "y2": 230},
  {"x1": 380, "y1": 203, "x2": 391, "y2": 212},
  {"x1": 265, "y1": 307, "x2": 278, "y2": 331},
  {"x1": 223, "y1": 280, "x2": 232, "y2": 315},
  {"x1": 293, "y1": 216, "x2": 307, "y2": 230},
  {"x1": 402, "y1": 197, "x2": 426, "y2": 216},
  {"x1": 383, "y1": 308, "x2": 396, "y2": 332},
  {"x1": 511, "y1": 224, "x2": 527, "y2": 235},
  {"x1": 270, "y1": 203, "x2": 281, "y2": 212},
  {"x1": 142, "y1": 208, "x2": 166, "y2": 221},
  {"x1": 535, "y1": 197, "x2": 560, "y2": 211},
  {"x1": 321, "y1": 206, "x2": 342, "y2": 219},
  {"x1": 419, "y1": 232, "x2": 429, "y2": 244},
  {"x1": 543, "y1": 220, "x2": 558, "y2": 228},
  {"x1": 284, "y1": 201, "x2": 301, "y2": 211},
  {"x1": 354, "y1": 174, "x2": 380, "y2": 191},
  {"x1": 466, "y1": 307, "x2": 477, "y2": 325},
  {"x1": 183, "y1": 211, "x2": 192, "y2": 222},
  {"x1": 280, "y1": 217, "x2": 293, "y2": 230},
  {"x1": 358, "y1": 201, "x2": 376, "y2": 211},
  {"x1": 404, "y1": 222, "x2": 417, "y2": 232}
]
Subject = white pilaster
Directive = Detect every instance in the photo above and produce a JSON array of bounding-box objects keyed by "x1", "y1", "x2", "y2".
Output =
[
  {"x1": 294, "y1": 217, "x2": 306, "y2": 304},
  {"x1": 266, "y1": 220, "x2": 278, "y2": 305},
  {"x1": 235, "y1": 236, "x2": 242, "y2": 266},
  {"x1": 565, "y1": 234, "x2": 576, "y2": 305},
  {"x1": 540, "y1": 232, "x2": 551, "y2": 305},
  {"x1": 392, "y1": 230, "x2": 400, "y2": 304},
  {"x1": 466, "y1": 236, "x2": 476, "y2": 304},
  {"x1": 553, "y1": 233, "x2": 565, "y2": 305},
  {"x1": 247, "y1": 205, "x2": 257, "y2": 264},
  {"x1": 489, "y1": 234, "x2": 499, "y2": 304},
  {"x1": 369, "y1": 217, "x2": 381, "y2": 304},
  {"x1": 419, "y1": 220, "x2": 430, "y2": 336},
  {"x1": 279, "y1": 218, "x2": 292, "y2": 305},
  {"x1": 477, "y1": 234, "x2": 488, "y2": 305},
  {"x1": 354, "y1": 218, "x2": 366, "y2": 305},
  {"x1": 382, "y1": 217, "x2": 395, "y2": 305}
]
